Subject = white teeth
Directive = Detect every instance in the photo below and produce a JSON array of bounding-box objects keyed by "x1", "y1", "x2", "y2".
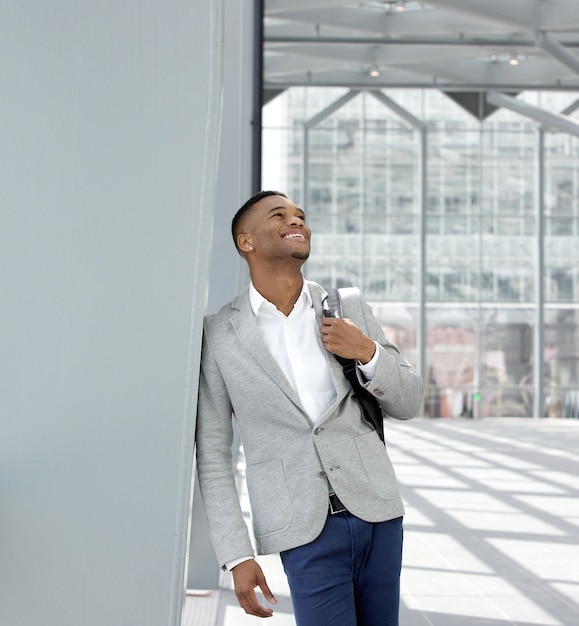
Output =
[{"x1": 284, "y1": 233, "x2": 304, "y2": 239}]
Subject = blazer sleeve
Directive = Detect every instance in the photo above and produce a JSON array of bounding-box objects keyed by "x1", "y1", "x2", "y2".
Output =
[
  {"x1": 343, "y1": 288, "x2": 423, "y2": 420},
  {"x1": 195, "y1": 325, "x2": 255, "y2": 567}
]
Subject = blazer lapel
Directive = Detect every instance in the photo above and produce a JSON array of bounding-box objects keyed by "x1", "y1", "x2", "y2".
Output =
[{"x1": 229, "y1": 292, "x2": 305, "y2": 412}]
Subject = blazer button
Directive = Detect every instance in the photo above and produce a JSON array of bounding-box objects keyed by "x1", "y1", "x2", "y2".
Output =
[
  {"x1": 373, "y1": 388, "x2": 384, "y2": 397},
  {"x1": 319, "y1": 470, "x2": 327, "y2": 478},
  {"x1": 314, "y1": 427, "x2": 322, "y2": 435}
]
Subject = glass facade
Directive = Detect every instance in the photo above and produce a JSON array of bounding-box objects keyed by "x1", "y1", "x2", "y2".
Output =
[{"x1": 262, "y1": 88, "x2": 579, "y2": 418}]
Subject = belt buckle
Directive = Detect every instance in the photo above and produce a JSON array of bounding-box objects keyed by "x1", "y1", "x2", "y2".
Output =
[{"x1": 329, "y1": 493, "x2": 347, "y2": 515}]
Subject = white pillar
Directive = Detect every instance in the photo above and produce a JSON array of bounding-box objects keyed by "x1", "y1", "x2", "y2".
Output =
[{"x1": 0, "y1": 2, "x2": 222, "y2": 625}]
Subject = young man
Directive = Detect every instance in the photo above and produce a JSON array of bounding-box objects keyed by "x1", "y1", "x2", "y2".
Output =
[{"x1": 195, "y1": 191, "x2": 423, "y2": 625}]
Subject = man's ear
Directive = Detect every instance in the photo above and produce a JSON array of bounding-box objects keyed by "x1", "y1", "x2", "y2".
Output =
[{"x1": 237, "y1": 233, "x2": 253, "y2": 254}]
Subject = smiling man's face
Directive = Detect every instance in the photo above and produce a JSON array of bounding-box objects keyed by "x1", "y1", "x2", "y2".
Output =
[{"x1": 237, "y1": 195, "x2": 311, "y2": 262}]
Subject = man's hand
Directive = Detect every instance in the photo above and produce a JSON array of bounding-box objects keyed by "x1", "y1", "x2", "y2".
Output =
[
  {"x1": 320, "y1": 317, "x2": 376, "y2": 364},
  {"x1": 232, "y1": 559, "x2": 277, "y2": 618}
]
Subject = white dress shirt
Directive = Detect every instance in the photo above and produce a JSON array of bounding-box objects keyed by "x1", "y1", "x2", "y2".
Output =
[
  {"x1": 225, "y1": 281, "x2": 379, "y2": 570},
  {"x1": 249, "y1": 281, "x2": 336, "y2": 422}
]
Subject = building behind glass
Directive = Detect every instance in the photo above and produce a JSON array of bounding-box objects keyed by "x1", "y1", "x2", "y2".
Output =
[{"x1": 263, "y1": 88, "x2": 579, "y2": 419}]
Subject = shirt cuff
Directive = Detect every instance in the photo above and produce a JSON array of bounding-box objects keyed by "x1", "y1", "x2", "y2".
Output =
[
  {"x1": 225, "y1": 556, "x2": 254, "y2": 571},
  {"x1": 357, "y1": 341, "x2": 380, "y2": 381}
]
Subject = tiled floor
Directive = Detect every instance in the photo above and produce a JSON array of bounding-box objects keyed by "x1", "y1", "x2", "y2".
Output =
[{"x1": 185, "y1": 418, "x2": 579, "y2": 626}]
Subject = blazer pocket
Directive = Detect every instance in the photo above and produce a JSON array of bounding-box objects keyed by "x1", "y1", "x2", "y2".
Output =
[
  {"x1": 246, "y1": 458, "x2": 293, "y2": 538},
  {"x1": 355, "y1": 431, "x2": 398, "y2": 500}
]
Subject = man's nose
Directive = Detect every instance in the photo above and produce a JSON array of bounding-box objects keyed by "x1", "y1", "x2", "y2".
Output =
[{"x1": 288, "y1": 214, "x2": 304, "y2": 226}]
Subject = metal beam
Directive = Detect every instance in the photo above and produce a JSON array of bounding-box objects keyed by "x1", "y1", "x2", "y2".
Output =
[
  {"x1": 267, "y1": 78, "x2": 579, "y2": 91},
  {"x1": 533, "y1": 130, "x2": 545, "y2": 419},
  {"x1": 266, "y1": 35, "x2": 572, "y2": 47},
  {"x1": 268, "y1": 43, "x2": 471, "y2": 67},
  {"x1": 264, "y1": 53, "x2": 579, "y2": 92},
  {"x1": 486, "y1": 91, "x2": 579, "y2": 137},
  {"x1": 561, "y1": 98, "x2": 579, "y2": 116},
  {"x1": 368, "y1": 90, "x2": 426, "y2": 131},
  {"x1": 417, "y1": 129, "x2": 427, "y2": 407},
  {"x1": 536, "y1": 31, "x2": 579, "y2": 77},
  {"x1": 305, "y1": 89, "x2": 361, "y2": 128}
]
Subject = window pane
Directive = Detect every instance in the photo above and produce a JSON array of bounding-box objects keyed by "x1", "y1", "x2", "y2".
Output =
[{"x1": 479, "y1": 308, "x2": 534, "y2": 417}]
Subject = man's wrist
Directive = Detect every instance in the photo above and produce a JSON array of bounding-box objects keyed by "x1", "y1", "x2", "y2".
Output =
[
  {"x1": 225, "y1": 555, "x2": 254, "y2": 571},
  {"x1": 358, "y1": 340, "x2": 377, "y2": 365},
  {"x1": 358, "y1": 341, "x2": 380, "y2": 380}
]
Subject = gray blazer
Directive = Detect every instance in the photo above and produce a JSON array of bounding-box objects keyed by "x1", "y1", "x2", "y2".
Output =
[{"x1": 195, "y1": 280, "x2": 423, "y2": 567}]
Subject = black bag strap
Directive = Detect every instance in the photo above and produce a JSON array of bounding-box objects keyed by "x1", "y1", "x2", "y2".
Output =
[{"x1": 325, "y1": 288, "x2": 385, "y2": 444}]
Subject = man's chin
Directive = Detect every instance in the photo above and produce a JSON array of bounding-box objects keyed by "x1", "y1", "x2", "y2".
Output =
[{"x1": 291, "y1": 251, "x2": 310, "y2": 260}]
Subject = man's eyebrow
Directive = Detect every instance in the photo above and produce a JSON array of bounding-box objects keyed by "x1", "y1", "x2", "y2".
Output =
[{"x1": 266, "y1": 205, "x2": 306, "y2": 216}]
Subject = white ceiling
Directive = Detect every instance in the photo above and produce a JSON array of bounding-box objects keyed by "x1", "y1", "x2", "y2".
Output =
[{"x1": 264, "y1": 0, "x2": 579, "y2": 95}]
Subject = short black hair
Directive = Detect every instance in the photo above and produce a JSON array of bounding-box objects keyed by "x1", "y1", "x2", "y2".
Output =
[{"x1": 231, "y1": 190, "x2": 287, "y2": 253}]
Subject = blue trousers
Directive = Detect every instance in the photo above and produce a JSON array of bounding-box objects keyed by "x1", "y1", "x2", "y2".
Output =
[{"x1": 280, "y1": 514, "x2": 403, "y2": 626}]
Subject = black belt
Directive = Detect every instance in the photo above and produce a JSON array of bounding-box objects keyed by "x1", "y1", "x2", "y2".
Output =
[{"x1": 329, "y1": 493, "x2": 347, "y2": 515}]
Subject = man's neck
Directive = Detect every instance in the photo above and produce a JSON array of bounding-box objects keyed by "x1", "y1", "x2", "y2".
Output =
[{"x1": 250, "y1": 268, "x2": 304, "y2": 317}]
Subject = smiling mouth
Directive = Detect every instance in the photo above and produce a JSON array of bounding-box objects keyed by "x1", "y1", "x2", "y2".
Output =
[{"x1": 283, "y1": 233, "x2": 307, "y2": 241}]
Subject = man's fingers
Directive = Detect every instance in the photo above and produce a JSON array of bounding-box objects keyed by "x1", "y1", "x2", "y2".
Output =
[
  {"x1": 238, "y1": 589, "x2": 274, "y2": 618},
  {"x1": 320, "y1": 317, "x2": 375, "y2": 362},
  {"x1": 237, "y1": 585, "x2": 276, "y2": 618},
  {"x1": 258, "y1": 578, "x2": 278, "y2": 606},
  {"x1": 232, "y1": 559, "x2": 277, "y2": 618}
]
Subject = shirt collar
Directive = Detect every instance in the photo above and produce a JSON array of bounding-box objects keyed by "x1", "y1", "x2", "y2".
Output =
[{"x1": 249, "y1": 280, "x2": 312, "y2": 317}]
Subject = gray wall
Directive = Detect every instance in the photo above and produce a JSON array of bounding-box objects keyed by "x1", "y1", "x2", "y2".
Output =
[
  {"x1": 0, "y1": 2, "x2": 222, "y2": 625},
  {"x1": 208, "y1": 0, "x2": 255, "y2": 313},
  {"x1": 187, "y1": 0, "x2": 255, "y2": 589}
]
